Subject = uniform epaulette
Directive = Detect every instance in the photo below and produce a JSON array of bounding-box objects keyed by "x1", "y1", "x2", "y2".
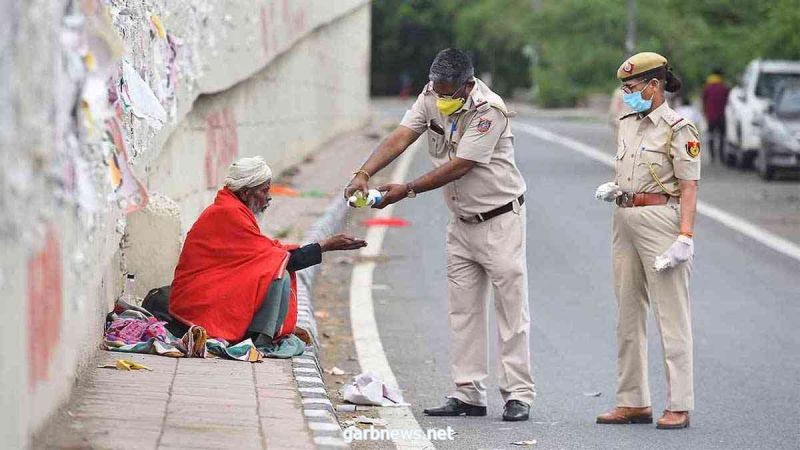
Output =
[
  {"x1": 619, "y1": 111, "x2": 638, "y2": 121},
  {"x1": 663, "y1": 109, "x2": 689, "y2": 131}
]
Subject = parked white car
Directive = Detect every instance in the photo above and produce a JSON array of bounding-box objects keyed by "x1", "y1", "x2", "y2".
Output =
[
  {"x1": 753, "y1": 83, "x2": 800, "y2": 180},
  {"x1": 724, "y1": 59, "x2": 800, "y2": 167}
]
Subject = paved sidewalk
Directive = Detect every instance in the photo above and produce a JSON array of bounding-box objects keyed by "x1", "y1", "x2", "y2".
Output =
[
  {"x1": 37, "y1": 354, "x2": 308, "y2": 449},
  {"x1": 34, "y1": 116, "x2": 392, "y2": 449}
]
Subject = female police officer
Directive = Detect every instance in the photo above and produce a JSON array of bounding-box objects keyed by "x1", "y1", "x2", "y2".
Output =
[{"x1": 594, "y1": 52, "x2": 700, "y2": 430}]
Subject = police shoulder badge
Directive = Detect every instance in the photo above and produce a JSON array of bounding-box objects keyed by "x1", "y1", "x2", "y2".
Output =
[
  {"x1": 686, "y1": 141, "x2": 700, "y2": 158},
  {"x1": 476, "y1": 117, "x2": 492, "y2": 133}
]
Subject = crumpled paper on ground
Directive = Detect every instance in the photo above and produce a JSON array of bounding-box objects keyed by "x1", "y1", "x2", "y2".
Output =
[{"x1": 340, "y1": 372, "x2": 408, "y2": 406}]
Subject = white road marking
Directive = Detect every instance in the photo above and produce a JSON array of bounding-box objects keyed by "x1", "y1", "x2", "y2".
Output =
[
  {"x1": 514, "y1": 122, "x2": 800, "y2": 262},
  {"x1": 350, "y1": 141, "x2": 435, "y2": 449}
]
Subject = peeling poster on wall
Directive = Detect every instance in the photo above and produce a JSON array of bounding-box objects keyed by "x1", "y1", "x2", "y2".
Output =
[
  {"x1": 120, "y1": 61, "x2": 167, "y2": 129},
  {"x1": 106, "y1": 117, "x2": 148, "y2": 214}
]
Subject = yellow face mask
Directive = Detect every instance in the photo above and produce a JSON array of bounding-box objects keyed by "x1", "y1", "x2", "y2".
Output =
[{"x1": 436, "y1": 97, "x2": 466, "y2": 116}]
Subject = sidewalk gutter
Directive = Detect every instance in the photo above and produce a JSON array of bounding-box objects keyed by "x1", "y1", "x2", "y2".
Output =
[{"x1": 294, "y1": 196, "x2": 350, "y2": 448}]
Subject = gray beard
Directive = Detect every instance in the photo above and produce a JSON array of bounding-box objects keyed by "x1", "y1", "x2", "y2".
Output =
[{"x1": 248, "y1": 201, "x2": 268, "y2": 218}]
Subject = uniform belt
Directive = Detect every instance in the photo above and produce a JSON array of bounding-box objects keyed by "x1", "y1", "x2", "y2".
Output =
[
  {"x1": 460, "y1": 195, "x2": 525, "y2": 224},
  {"x1": 616, "y1": 192, "x2": 678, "y2": 208}
]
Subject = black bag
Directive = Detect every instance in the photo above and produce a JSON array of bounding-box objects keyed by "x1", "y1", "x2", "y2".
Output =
[
  {"x1": 142, "y1": 285, "x2": 173, "y2": 322},
  {"x1": 142, "y1": 285, "x2": 188, "y2": 337}
]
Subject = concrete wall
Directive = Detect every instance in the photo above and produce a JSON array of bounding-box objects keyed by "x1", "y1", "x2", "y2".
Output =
[{"x1": 0, "y1": 0, "x2": 370, "y2": 447}]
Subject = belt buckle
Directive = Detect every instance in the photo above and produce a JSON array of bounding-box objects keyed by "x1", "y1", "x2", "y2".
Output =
[
  {"x1": 617, "y1": 192, "x2": 634, "y2": 207},
  {"x1": 459, "y1": 213, "x2": 483, "y2": 224}
]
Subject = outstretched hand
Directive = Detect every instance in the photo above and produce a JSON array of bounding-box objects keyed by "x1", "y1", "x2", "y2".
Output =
[{"x1": 319, "y1": 234, "x2": 367, "y2": 252}]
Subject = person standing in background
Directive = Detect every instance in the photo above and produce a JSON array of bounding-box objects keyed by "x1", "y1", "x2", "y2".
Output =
[
  {"x1": 674, "y1": 94, "x2": 704, "y2": 132},
  {"x1": 702, "y1": 68, "x2": 730, "y2": 162}
]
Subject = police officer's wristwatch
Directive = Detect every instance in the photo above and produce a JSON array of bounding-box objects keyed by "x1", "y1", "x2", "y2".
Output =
[{"x1": 405, "y1": 183, "x2": 417, "y2": 198}]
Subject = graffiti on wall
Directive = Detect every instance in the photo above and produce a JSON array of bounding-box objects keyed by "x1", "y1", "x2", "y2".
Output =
[
  {"x1": 26, "y1": 227, "x2": 62, "y2": 388},
  {"x1": 260, "y1": 0, "x2": 309, "y2": 57},
  {"x1": 204, "y1": 108, "x2": 239, "y2": 188}
]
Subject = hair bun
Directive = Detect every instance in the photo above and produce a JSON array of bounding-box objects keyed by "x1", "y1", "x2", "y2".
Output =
[{"x1": 665, "y1": 68, "x2": 682, "y2": 93}]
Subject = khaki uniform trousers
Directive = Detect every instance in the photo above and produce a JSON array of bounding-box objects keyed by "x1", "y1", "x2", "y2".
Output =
[
  {"x1": 612, "y1": 203, "x2": 694, "y2": 412},
  {"x1": 446, "y1": 203, "x2": 536, "y2": 407}
]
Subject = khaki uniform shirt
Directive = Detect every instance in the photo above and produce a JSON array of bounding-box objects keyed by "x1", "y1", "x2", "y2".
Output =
[
  {"x1": 616, "y1": 101, "x2": 701, "y2": 195},
  {"x1": 399, "y1": 78, "x2": 527, "y2": 217}
]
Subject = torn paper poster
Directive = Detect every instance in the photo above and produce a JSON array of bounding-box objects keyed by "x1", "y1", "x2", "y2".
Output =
[
  {"x1": 150, "y1": 15, "x2": 166, "y2": 39},
  {"x1": 73, "y1": 153, "x2": 99, "y2": 214},
  {"x1": 340, "y1": 373, "x2": 408, "y2": 407},
  {"x1": 120, "y1": 61, "x2": 167, "y2": 129},
  {"x1": 106, "y1": 117, "x2": 149, "y2": 214},
  {"x1": 159, "y1": 33, "x2": 181, "y2": 107},
  {"x1": 80, "y1": 2, "x2": 124, "y2": 133}
]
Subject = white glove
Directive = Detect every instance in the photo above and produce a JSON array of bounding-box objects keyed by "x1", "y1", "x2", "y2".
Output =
[
  {"x1": 653, "y1": 235, "x2": 694, "y2": 272},
  {"x1": 595, "y1": 182, "x2": 623, "y2": 202}
]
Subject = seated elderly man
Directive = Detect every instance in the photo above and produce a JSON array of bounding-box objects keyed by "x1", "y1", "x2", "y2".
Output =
[{"x1": 168, "y1": 156, "x2": 366, "y2": 345}]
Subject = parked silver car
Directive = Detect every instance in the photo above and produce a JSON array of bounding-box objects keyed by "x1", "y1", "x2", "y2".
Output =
[
  {"x1": 754, "y1": 83, "x2": 800, "y2": 180},
  {"x1": 724, "y1": 60, "x2": 800, "y2": 168}
]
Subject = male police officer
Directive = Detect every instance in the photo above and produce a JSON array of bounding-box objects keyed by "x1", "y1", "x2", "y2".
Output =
[{"x1": 344, "y1": 49, "x2": 535, "y2": 421}]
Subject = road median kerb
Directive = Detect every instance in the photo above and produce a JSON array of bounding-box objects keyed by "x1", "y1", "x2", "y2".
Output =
[{"x1": 293, "y1": 196, "x2": 350, "y2": 449}]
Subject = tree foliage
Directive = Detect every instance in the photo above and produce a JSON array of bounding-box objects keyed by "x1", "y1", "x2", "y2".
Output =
[{"x1": 370, "y1": 0, "x2": 800, "y2": 106}]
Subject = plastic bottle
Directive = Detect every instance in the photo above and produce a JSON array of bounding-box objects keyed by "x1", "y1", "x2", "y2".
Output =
[
  {"x1": 348, "y1": 189, "x2": 383, "y2": 208},
  {"x1": 122, "y1": 273, "x2": 136, "y2": 303}
]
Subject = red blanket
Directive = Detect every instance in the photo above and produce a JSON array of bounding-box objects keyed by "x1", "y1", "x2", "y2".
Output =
[{"x1": 169, "y1": 187, "x2": 298, "y2": 342}]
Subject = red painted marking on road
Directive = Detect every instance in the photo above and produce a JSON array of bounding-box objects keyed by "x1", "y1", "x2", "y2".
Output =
[
  {"x1": 270, "y1": 184, "x2": 300, "y2": 197},
  {"x1": 27, "y1": 226, "x2": 62, "y2": 388},
  {"x1": 204, "y1": 108, "x2": 239, "y2": 188},
  {"x1": 361, "y1": 217, "x2": 411, "y2": 228}
]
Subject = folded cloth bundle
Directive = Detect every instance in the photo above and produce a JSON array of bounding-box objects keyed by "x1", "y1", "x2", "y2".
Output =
[{"x1": 105, "y1": 317, "x2": 169, "y2": 345}]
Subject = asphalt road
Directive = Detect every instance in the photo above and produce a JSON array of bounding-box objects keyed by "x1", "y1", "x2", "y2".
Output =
[{"x1": 366, "y1": 102, "x2": 800, "y2": 449}]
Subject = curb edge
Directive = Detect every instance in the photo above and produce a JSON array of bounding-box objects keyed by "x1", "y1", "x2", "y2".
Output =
[{"x1": 293, "y1": 197, "x2": 350, "y2": 449}]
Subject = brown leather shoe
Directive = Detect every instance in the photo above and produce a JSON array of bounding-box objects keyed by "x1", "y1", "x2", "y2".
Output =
[
  {"x1": 656, "y1": 410, "x2": 690, "y2": 429},
  {"x1": 596, "y1": 406, "x2": 653, "y2": 424}
]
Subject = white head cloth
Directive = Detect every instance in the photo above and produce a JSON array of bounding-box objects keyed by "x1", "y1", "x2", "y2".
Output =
[{"x1": 224, "y1": 156, "x2": 273, "y2": 192}]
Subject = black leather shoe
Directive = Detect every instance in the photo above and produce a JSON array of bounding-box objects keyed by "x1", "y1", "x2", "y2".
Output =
[
  {"x1": 423, "y1": 398, "x2": 487, "y2": 416},
  {"x1": 503, "y1": 400, "x2": 530, "y2": 421}
]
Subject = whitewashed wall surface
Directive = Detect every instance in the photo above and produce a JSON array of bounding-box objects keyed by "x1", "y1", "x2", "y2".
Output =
[{"x1": 0, "y1": 0, "x2": 370, "y2": 447}]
